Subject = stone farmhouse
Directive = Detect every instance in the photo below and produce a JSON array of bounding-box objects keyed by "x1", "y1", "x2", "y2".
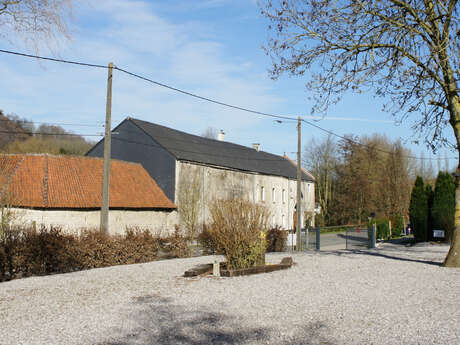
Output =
[
  {"x1": 87, "y1": 118, "x2": 316, "y2": 229},
  {"x1": 0, "y1": 154, "x2": 176, "y2": 234}
]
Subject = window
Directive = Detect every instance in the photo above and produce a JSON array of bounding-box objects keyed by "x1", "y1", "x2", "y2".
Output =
[
  {"x1": 260, "y1": 186, "x2": 265, "y2": 201},
  {"x1": 272, "y1": 187, "x2": 276, "y2": 202},
  {"x1": 282, "y1": 189, "x2": 286, "y2": 203}
]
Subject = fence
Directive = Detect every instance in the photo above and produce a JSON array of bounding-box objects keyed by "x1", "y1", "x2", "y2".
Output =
[
  {"x1": 285, "y1": 227, "x2": 320, "y2": 251},
  {"x1": 345, "y1": 225, "x2": 376, "y2": 250}
]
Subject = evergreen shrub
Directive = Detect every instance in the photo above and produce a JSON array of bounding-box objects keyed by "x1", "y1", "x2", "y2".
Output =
[
  {"x1": 409, "y1": 176, "x2": 429, "y2": 242},
  {"x1": 432, "y1": 172, "x2": 455, "y2": 242},
  {"x1": 391, "y1": 215, "x2": 404, "y2": 238},
  {"x1": 375, "y1": 218, "x2": 390, "y2": 239}
]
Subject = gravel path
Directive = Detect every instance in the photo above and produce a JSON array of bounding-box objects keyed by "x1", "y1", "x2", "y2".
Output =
[{"x1": 0, "y1": 242, "x2": 459, "y2": 345}]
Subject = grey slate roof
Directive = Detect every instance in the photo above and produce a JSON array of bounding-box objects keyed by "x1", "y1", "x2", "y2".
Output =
[{"x1": 130, "y1": 118, "x2": 315, "y2": 182}]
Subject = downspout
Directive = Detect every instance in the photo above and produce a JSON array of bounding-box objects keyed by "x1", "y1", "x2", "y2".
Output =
[{"x1": 202, "y1": 165, "x2": 205, "y2": 229}]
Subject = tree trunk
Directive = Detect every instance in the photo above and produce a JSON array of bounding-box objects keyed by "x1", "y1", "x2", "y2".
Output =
[{"x1": 444, "y1": 98, "x2": 460, "y2": 267}]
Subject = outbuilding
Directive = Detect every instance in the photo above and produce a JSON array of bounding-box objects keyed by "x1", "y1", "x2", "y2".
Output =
[{"x1": 0, "y1": 154, "x2": 177, "y2": 235}]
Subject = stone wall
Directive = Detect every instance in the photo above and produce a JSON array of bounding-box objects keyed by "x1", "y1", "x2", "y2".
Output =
[
  {"x1": 10, "y1": 208, "x2": 178, "y2": 236},
  {"x1": 175, "y1": 161, "x2": 315, "y2": 229}
]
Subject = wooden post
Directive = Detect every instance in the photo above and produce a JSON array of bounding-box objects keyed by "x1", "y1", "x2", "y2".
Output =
[
  {"x1": 100, "y1": 62, "x2": 113, "y2": 234},
  {"x1": 296, "y1": 116, "x2": 302, "y2": 251}
]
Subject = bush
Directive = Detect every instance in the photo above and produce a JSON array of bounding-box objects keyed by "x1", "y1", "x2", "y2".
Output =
[
  {"x1": 375, "y1": 218, "x2": 390, "y2": 240},
  {"x1": 161, "y1": 225, "x2": 190, "y2": 258},
  {"x1": 0, "y1": 225, "x2": 164, "y2": 282},
  {"x1": 432, "y1": 172, "x2": 455, "y2": 242},
  {"x1": 391, "y1": 215, "x2": 404, "y2": 238},
  {"x1": 207, "y1": 199, "x2": 269, "y2": 270},
  {"x1": 409, "y1": 176, "x2": 429, "y2": 242},
  {"x1": 266, "y1": 227, "x2": 287, "y2": 252},
  {"x1": 197, "y1": 225, "x2": 219, "y2": 255}
]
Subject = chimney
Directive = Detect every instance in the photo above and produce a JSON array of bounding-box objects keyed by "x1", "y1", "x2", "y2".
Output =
[
  {"x1": 218, "y1": 130, "x2": 225, "y2": 141},
  {"x1": 252, "y1": 143, "x2": 260, "y2": 151}
]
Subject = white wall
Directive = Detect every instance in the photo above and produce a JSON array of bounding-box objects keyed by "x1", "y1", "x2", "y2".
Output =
[
  {"x1": 11, "y1": 208, "x2": 178, "y2": 236},
  {"x1": 176, "y1": 161, "x2": 315, "y2": 229}
]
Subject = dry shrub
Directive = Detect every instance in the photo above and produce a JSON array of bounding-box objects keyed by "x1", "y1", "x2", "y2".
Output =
[
  {"x1": 161, "y1": 225, "x2": 190, "y2": 258},
  {"x1": 0, "y1": 226, "x2": 163, "y2": 282},
  {"x1": 197, "y1": 224, "x2": 219, "y2": 255},
  {"x1": 19, "y1": 226, "x2": 80, "y2": 275},
  {"x1": 207, "y1": 199, "x2": 270, "y2": 270},
  {"x1": 266, "y1": 227, "x2": 288, "y2": 252}
]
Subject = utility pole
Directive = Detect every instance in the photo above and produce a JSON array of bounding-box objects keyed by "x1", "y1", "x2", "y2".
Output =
[
  {"x1": 296, "y1": 116, "x2": 302, "y2": 251},
  {"x1": 100, "y1": 62, "x2": 113, "y2": 234}
]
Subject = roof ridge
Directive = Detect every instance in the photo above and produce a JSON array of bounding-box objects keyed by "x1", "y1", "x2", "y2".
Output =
[
  {"x1": 282, "y1": 154, "x2": 316, "y2": 181},
  {"x1": 128, "y1": 118, "x2": 176, "y2": 158},
  {"x1": 130, "y1": 117, "x2": 284, "y2": 158},
  {"x1": 0, "y1": 153, "x2": 143, "y2": 167},
  {"x1": 43, "y1": 154, "x2": 49, "y2": 207}
]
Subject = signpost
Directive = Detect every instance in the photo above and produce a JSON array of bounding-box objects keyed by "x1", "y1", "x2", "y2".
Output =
[{"x1": 433, "y1": 230, "x2": 445, "y2": 239}]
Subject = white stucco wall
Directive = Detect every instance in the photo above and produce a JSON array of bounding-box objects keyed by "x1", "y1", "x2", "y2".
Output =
[
  {"x1": 11, "y1": 208, "x2": 178, "y2": 236},
  {"x1": 175, "y1": 161, "x2": 315, "y2": 229}
]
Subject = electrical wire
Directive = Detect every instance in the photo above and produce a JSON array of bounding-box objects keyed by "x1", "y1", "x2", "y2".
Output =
[
  {"x1": 0, "y1": 49, "x2": 108, "y2": 69},
  {"x1": 0, "y1": 129, "x2": 102, "y2": 137},
  {"x1": 0, "y1": 48, "x2": 456, "y2": 161},
  {"x1": 0, "y1": 118, "x2": 104, "y2": 127}
]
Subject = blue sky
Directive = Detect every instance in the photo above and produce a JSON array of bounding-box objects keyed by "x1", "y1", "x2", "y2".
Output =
[{"x1": 0, "y1": 0, "x2": 456, "y2": 170}]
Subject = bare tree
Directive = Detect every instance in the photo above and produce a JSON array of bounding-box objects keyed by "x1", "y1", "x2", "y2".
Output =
[
  {"x1": 260, "y1": 0, "x2": 459, "y2": 267},
  {"x1": 201, "y1": 127, "x2": 218, "y2": 140},
  {"x1": 0, "y1": 0, "x2": 73, "y2": 50},
  {"x1": 303, "y1": 135, "x2": 338, "y2": 225},
  {"x1": 177, "y1": 167, "x2": 203, "y2": 242}
]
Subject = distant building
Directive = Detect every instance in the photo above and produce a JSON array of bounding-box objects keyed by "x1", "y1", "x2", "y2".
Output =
[
  {"x1": 0, "y1": 154, "x2": 176, "y2": 234},
  {"x1": 87, "y1": 118, "x2": 316, "y2": 229}
]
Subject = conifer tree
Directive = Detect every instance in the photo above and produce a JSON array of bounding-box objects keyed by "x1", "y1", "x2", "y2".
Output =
[
  {"x1": 432, "y1": 172, "x2": 455, "y2": 242},
  {"x1": 425, "y1": 184, "x2": 434, "y2": 241},
  {"x1": 409, "y1": 177, "x2": 428, "y2": 242}
]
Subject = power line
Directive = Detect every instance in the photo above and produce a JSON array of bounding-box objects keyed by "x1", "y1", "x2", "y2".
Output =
[
  {"x1": 0, "y1": 48, "x2": 108, "y2": 69},
  {"x1": 0, "y1": 48, "x2": 456, "y2": 161},
  {"x1": 299, "y1": 119, "x2": 457, "y2": 161},
  {"x1": 114, "y1": 66, "x2": 297, "y2": 122},
  {"x1": 0, "y1": 118, "x2": 104, "y2": 127},
  {"x1": 0, "y1": 129, "x2": 102, "y2": 137}
]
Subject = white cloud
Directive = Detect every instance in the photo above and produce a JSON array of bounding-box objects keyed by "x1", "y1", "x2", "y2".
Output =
[{"x1": 0, "y1": 0, "x2": 287, "y2": 152}]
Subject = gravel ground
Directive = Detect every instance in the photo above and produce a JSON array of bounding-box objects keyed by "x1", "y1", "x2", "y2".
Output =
[{"x1": 0, "y1": 242, "x2": 459, "y2": 345}]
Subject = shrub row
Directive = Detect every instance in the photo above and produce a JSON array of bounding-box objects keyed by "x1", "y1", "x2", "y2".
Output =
[{"x1": 0, "y1": 226, "x2": 188, "y2": 282}]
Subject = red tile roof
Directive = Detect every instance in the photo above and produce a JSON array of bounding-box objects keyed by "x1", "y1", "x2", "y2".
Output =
[{"x1": 0, "y1": 154, "x2": 176, "y2": 209}]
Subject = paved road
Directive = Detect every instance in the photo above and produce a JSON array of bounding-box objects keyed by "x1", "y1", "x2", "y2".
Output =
[
  {"x1": 286, "y1": 231, "x2": 348, "y2": 251},
  {"x1": 319, "y1": 231, "x2": 347, "y2": 250}
]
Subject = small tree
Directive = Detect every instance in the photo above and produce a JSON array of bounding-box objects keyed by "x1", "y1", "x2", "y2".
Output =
[
  {"x1": 409, "y1": 177, "x2": 428, "y2": 242},
  {"x1": 177, "y1": 167, "x2": 203, "y2": 242},
  {"x1": 207, "y1": 199, "x2": 270, "y2": 270},
  {"x1": 432, "y1": 172, "x2": 455, "y2": 242}
]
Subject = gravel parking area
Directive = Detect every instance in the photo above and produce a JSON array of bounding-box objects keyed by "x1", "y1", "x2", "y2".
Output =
[{"x1": 0, "y1": 242, "x2": 459, "y2": 345}]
